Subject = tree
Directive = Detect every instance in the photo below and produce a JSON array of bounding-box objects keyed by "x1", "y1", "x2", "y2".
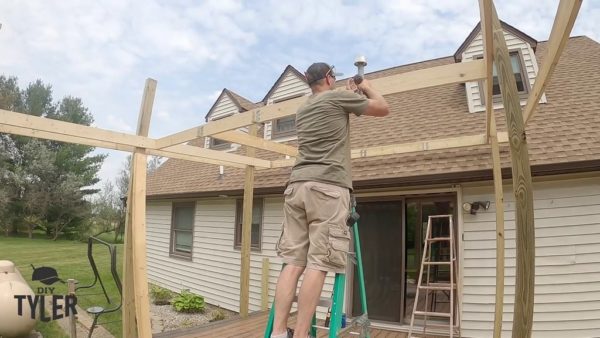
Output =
[{"x1": 0, "y1": 76, "x2": 106, "y2": 239}]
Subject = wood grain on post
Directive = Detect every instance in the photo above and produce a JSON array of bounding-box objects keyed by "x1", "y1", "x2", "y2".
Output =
[
  {"x1": 240, "y1": 124, "x2": 258, "y2": 317},
  {"x1": 491, "y1": 8, "x2": 535, "y2": 338},
  {"x1": 123, "y1": 79, "x2": 157, "y2": 338}
]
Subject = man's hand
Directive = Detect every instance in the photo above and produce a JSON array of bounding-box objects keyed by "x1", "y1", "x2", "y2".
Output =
[{"x1": 346, "y1": 78, "x2": 359, "y2": 92}]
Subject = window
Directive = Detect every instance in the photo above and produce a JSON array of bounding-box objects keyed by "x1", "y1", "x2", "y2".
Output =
[
  {"x1": 209, "y1": 114, "x2": 232, "y2": 149},
  {"x1": 270, "y1": 93, "x2": 304, "y2": 139},
  {"x1": 210, "y1": 137, "x2": 231, "y2": 149},
  {"x1": 234, "y1": 198, "x2": 263, "y2": 251},
  {"x1": 170, "y1": 202, "x2": 195, "y2": 259},
  {"x1": 477, "y1": 51, "x2": 529, "y2": 103},
  {"x1": 272, "y1": 116, "x2": 296, "y2": 138}
]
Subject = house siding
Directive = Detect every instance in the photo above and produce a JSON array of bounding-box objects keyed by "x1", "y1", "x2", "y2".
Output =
[
  {"x1": 204, "y1": 94, "x2": 240, "y2": 149},
  {"x1": 461, "y1": 176, "x2": 600, "y2": 337},
  {"x1": 265, "y1": 71, "x2": 310, "y2": 140},
  {"x1": 147, "y1": 197, "x2": 335, "y2": 317},
  {"x1": 462, "y1": 30, "x2": 546, "y2": 114}
]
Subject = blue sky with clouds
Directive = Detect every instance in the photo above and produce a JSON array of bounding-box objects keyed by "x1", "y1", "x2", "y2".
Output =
[{"x1": 1, "y1": 0, "x2": 599, "y2": 190}]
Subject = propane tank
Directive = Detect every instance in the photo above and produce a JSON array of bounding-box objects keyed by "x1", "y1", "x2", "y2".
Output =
[{"x1": 0, "y1": 260, "x2": 36, "y2": 337}]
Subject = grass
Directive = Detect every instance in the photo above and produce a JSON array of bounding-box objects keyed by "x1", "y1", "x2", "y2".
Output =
[{"x1": 0, "y1": 235, "x2": 123, "y2": 337}]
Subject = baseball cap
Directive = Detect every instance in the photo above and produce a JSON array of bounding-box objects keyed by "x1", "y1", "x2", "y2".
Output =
[{"x1": 304, "y1": 62, "x2": 343, "y2": 85}]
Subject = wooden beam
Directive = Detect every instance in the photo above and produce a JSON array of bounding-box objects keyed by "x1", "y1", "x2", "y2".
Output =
[
  {"x1": 0, "y1": 124, "x2": 136, "y2": 152},
  {"x1": 490, "y1": 119, "x2": 506, "y2": 338},
  {"x1": 492, "y1": 7, "x2": 536, "y2": 338},
  {"x1": 522, "y1": 0, "x2": 582, "y2": 125},
  {"x1": 163, "y1": 144, "x2": 271, "y2": 168},
  {"x1": 0, "y1": 108, "x2": 271, "y2": 168},
  {"x1": 0, "y1": 108, "x2": 156, "y2": 149},
  {"x1": 479, "y1": 0, "x2": 494, "y2": 138},
  {"x1": 261, "y1": 258, "x2": 270, "y2": 311},
  {"x1": 270, "y1": 132, "x2": 509, "y2": 168},
  {"x1": 479, "y1": 1, "x2": 505, "y2": 336},
  {"x1": 212, "y1": 130, "x2": 298, "y2": 157},
  {"x1": 154, "y1": 60, "x2": 486, "y2": 146},
  {"x1": 123, "y1": 79, "x2": 156, "y2": 338},
  {"x1": 239, "y1": 124, "x2": 258, "y2": 318},
  {"x1": 373, "y1": 58, "x2": 486, "y2": 96},
  {"x1": 148, "y1": 147, "x2": 246, "y2": 169}
]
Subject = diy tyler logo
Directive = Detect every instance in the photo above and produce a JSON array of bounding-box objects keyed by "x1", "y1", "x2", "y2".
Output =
[{"x1": 14, "y1": 265, "x2": 77, "y2": 322}]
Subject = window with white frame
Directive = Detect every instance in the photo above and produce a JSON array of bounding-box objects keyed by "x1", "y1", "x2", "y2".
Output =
[{"x1": 170, "y1": 202, "x2": 195, "y2": 259}]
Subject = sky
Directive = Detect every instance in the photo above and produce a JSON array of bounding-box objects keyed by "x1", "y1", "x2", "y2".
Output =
[{"x1": 1, "y1": 0, "x2": 599, "y2": 192}]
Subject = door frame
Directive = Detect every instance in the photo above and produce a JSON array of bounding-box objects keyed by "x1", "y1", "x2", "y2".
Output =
[{"x1": 345, "y1": 186, "x2": 462, "y2": 330}]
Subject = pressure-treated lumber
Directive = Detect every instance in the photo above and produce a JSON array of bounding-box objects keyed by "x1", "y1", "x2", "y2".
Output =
[
  {"x1": 156, "y1": 128, "x2": 298, "y2": 157},
  {"x1": 0, "y1": 109, "x2": 270, "y2": 168},
  {"x1": 490, "y1": 119, "x2": 506, "y2": 338},
  {"x1": 523, "y1": 0, "x2": 582, "y2": 125},
  {"x1": 479, "y1": 0, "x2": 494, "y2": 139},
  {"x1": 261, "y1": 258, "x2": 270, "y2": 311},
  {"x1": 212, "y1": 130, "x2": 298, "y2": 157},
  {"x1": 478, "y1": 1, "x2": 505, "y2": 336},
  {"x1": 0, "y1": 108, "x2": 156, "y2": 148},
  {"x1": 492, "y1": 8, "x2": 535, "y2": 338},
  {"x1": 0, "y1": 124, "x2": 248, "y2": 169},
  {"x1": 270, "y1": 132, "x2": 509, "y2": 168},
  {"x1": 154, "y1": 60, "x2": 487, "y2": 146},
  {"x1": 239, "y1": 124, "x2": 258, "y2": 318},
  {"x1": 123, "y1": 79, "x2": 156, "y2": 338}
]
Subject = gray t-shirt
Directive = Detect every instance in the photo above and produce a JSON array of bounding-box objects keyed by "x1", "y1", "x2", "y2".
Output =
[{"x1": 289, "y1": 90, "x2": 368, "y2": 190}]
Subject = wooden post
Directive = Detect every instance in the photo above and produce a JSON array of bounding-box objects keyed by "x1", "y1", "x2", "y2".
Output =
[
  {"x1": 262, "y1": 258, "x2": 270, "y2": 311},
  {"x1": 491, "y1": 7, "x2": 535, "y2": 338},
  {"x1": 67, "y1": 279, "x2": 77, "y2": 338},
  {"x1": 240, "y1": 124, "x2": 258, "y2": 317},
  {"x1": 478, "y1": 1, "x2": 506, "y2": 336},
  {"x1": 490, "y1": 119, "x2": 506, "y2": 338},
  {"x1": 123, "y1": 79, "x2": 157, "y2": 338}
]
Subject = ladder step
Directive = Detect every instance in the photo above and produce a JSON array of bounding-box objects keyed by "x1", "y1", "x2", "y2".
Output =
[
  {"x1": 426, "y1": 237, "x2": 452, "y2": 242},
  {"x1": 419, "y1": 283, "x2": 455, "y2": 291},
  {"x1": 414, "y1": 310, "x2": 451, "y2": 318},
  {"x1": 293, "y1": 296, "x2": 331, "y2": 308},
  {"x1": 423, "y1": 261, "x2": 452, "y2": 265}
]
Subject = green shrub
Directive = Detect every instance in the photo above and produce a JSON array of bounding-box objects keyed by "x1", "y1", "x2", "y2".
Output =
[
  {"x1": 209, "y1": 307, "x2": 226, "y2": 322},
  {"x1": 150, "y1": 285, "x2": 173, "y2": 305},
  {"x1": 172, "y1": 289, "x2": 205, "y2": 313}
]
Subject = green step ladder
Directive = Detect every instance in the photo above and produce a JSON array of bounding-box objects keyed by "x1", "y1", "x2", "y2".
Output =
[{"x1": 264, "y1": 198, "x2": 370, "y2": 338}]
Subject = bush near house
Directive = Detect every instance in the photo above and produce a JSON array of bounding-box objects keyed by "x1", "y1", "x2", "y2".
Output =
[
  {"x1": 150, "y1": 284, "x2": 173, "y2": 305},
  {"x1": 172, "y1": 289, "x2": 205, "y2": 313}
]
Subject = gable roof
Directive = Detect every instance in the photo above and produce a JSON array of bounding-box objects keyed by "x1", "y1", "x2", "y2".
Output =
[
  {"x1": 261, "y1": 65, "x2": 307, "y2": 103},
  {"x1": 148, "y1": 36, "x2": 600, "y2": 198},
  {"x1": 454, "y1": 20, "x2": 538, "y2": 62},
  {"x1": 204, "y1": 88, "x2": 260, "y2": 121}
]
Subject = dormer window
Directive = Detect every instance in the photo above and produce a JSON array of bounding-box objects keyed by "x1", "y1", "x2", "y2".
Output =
[
  {"x1": 270, "y1": 93, "x2": 304, "y2": 139},
  {"x1": 476, "y1": 50, "x2": 530, "y2": 104},
  {"x1": 209, "y1": 114, "x2": 232, "y2": 150},
  {"x1": 272, "y1": 116, "x2": 296, "y2": 139}
]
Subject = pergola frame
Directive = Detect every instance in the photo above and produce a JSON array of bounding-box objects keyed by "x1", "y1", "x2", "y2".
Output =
[{"x1": 0, "y1": 1, "x2": 582, "y2": 337}]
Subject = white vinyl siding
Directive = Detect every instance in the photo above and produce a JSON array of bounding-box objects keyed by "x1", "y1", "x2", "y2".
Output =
[
  {"x1": 462, "y1": 30, "x2": 546, "y2": 113},
  {"x1": 265, "y1": 71, "x2": 310, "y2": 140},
  {"x1": 461, "y1": 176, "x2": 600, "y2": 337},
  {"x1": 147, "y1": 197, "x2": 335, "y2": 317},
  {"x1": 205, "y1": 94, "x2": 240, "y2": 149}
]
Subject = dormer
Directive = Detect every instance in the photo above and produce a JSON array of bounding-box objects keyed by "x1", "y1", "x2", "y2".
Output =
[
  {"x1": 455, "y1": 21, "x2": 546, "y2": 113},
  {"x1": 262, "y1": 65, "x2": 311, "y2": 141},
  {"x1": 204, "y1": 89, "x2": 259, "y2": 150}
]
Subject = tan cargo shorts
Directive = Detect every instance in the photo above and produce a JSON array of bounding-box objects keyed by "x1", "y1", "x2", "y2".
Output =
[{"x1": 276, "y1": 181, "x2": 351, "y2": 274}]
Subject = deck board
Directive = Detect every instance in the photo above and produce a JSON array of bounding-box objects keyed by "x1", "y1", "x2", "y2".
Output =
[{"x1": 153, "y1": 311, "x2": 450, "y2": 338}]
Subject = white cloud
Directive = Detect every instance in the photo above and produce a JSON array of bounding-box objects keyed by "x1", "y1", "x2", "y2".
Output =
[{"x1": 1, "y1": 0, "x2": 598, "y2": 194}]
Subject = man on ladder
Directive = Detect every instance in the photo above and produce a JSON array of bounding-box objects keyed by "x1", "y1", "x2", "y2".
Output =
[{"x1": 267, "y1": 62, "x2": 390, "y2": 338}]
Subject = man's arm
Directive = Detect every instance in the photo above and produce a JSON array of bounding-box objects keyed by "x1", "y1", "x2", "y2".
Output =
[{"x1": 358, "y1": 79, "x2": 390, "y2": 117}]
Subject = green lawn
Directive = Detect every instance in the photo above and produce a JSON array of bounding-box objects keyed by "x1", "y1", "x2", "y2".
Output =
[{"x1": 0, "y1": 235, "x2": 123, "y2": 337}]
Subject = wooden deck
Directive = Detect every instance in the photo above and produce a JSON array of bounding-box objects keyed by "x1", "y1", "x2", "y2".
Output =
[{"x1": 153, "y1": 311, "x2": 450, "y2": 338}]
